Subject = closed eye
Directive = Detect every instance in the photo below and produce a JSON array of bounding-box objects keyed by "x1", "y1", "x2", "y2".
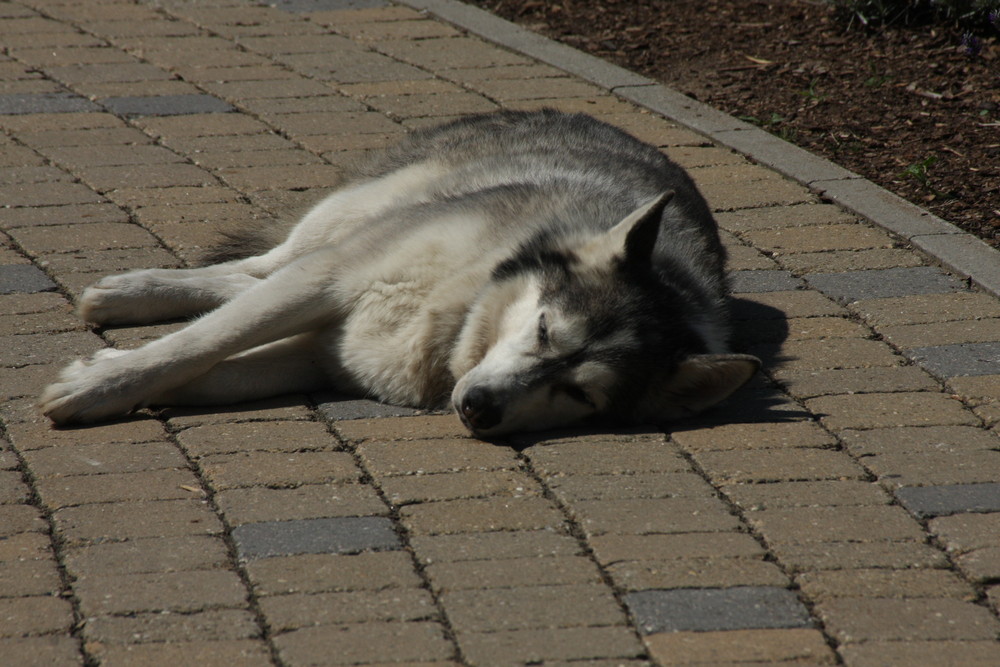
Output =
[{"x1": 557, "y1": 383, "x2": 596, "y2": 408}]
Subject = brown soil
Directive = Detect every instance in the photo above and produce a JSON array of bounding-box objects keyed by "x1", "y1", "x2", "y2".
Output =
[{"x1": 467, "y1": 0, "x2": 1000, "y2": 247}]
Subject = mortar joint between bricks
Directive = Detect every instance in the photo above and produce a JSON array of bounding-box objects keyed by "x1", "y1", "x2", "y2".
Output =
[
  {"x1": 162, "y1": 420, "x2": 288, "y2": 667},
  {"x1": 325, "y1": 419, "x2": 472, "y2": 666},
  {"x1": 511, "y1": 447, "x2": 654, "y2": 660}
]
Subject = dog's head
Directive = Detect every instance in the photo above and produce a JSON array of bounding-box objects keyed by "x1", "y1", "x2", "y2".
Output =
[{"x1": 450, "y1": 192, "x2": 759, "y2": 437}]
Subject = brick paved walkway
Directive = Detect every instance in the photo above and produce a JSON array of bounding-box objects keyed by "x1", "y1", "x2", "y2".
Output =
[{"x1": 2, "y1": 0, "x2": 1000, "y2": 665}]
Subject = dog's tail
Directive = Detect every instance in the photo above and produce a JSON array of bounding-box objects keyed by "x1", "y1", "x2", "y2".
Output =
[{"x1": 197, "y1": 218, "x2": 295, "y2": 266}]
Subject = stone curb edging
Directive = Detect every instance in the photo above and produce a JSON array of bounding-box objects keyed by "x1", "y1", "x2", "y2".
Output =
[{"x1": 401, "y1": 0, "x2": 1000, "y2": 298}]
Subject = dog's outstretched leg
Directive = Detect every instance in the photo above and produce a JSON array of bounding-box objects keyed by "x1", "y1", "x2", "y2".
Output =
[{"x1": 41, "y1": 248, "x2": 342, "y2": 424}]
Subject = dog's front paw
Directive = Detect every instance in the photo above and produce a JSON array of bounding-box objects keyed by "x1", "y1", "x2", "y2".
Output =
[{"x1": 40, "y1": 349, "x2": 149, "y2": 424}]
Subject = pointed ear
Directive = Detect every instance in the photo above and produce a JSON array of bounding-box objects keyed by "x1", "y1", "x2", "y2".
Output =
[
  {"x1": 639, "y1": 353, "x2": 761, "y2": 420},
  {"x1": 612, "y1": 190, "x2": 674, "y2": 265},
  {"x1": 579, "y1": 191, "x2": 674, "y2": 267}
]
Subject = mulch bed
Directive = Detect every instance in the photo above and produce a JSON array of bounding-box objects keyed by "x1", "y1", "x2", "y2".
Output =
[{"x1": 467, "y1": 0, "x2": 1000, "y2": 247}]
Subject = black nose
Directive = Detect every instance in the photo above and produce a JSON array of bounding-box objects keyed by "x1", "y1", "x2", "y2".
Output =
[{"x1": 459, "y1": 386, "x2": 503, "y2": 432}]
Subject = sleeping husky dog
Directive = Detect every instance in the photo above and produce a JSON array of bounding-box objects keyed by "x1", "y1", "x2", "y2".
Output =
[{"x1": 41, "y1": 110, "x2": 759, "y2": 436}]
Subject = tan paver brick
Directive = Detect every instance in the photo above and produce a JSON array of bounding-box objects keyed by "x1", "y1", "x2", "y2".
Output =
[
  {"x1": 840, "y1": 424, "x2": 999, "y2": 456},
  {"x1": 863, "y1": 449, "x2": 1000, "y2": 488},
  {"x1": 772, "y1": 540, "x2": 949, "y2": 573},
  {"x1": 260, "y1": 588, "x2": 437, "y2": 631},
  {"x1": 83, "y1": 608, "x2": 260, "y2": 644},
  {"x1": 64, "y1": 535, "x2": 230, "y2": 575},
  {"x1": 546, "y1": 471, "x2": 713, "y2": 502},
  {"x1": 0, "y1": 636, "x2": 82, "y2": 667},
  {"x1": 852, "y1": 291, "x2": 1000, "y2": 326},
  {"x1": 954, "y1": 547, "x2": 1000, "y2": 583},
  {"x1": 358, "y1": 438, "x2": 518, "y2": 476},
  {"x1": 0, "y1": 558, "x2": 62, "y2": 597},
  {"x1": 693, "y1": 447, "x2": 866, "y2": 483},
  {"x1": 736, "y1": 289, "x2": 846, "y2": 318},
  {"x1": 928, "y1": 512, "x2": 1000, "y2": 554},
  {"x1": 34, "y1": 468, "x2": 204, "y2": 509},
  {"x1": 743, "y1": 223, "x2": 895, "y2": 253},
  {"x1": 74, "y1": 569, "x2": 248, "y2": 616},
  {"x1": 409, "y1": 530, "x2": 580, "y2": 564},
  {"x1": 797, "y1": 567, "x2": 975, "y2": 601},
  {"x1": 671, "y1": 420, "x2": 836, "y2": 451},
  {"x1": 22, "y1": 441, "x2": 185, "y2": 477},
  {"x1": 215, "y1": 483, "x2": 387, "y2": 525},
  {"x1": 806, "y1": 392, "x2": 977, "y2": 430},
  {"x1": 175, "y1": 420, "x2": 339, "y2": 457},
  {"x1": 746, "y1": 505, "x2": 925, "y2": 544},
  {"x1": 880, "y1": 318, "x2": 1000, "y2": 348},
  {"x1": 0, "y1": 532, "x2": 51, "y2": 561},
  {"x1": 607, "y1": 557, "x2": 789, "y2": 591},
  {"x1": 526, "y1": 438, "x2": 689, "y2": 476},
  {"x1": 839, "y1": 640, "x2": 1000, "y2": 667},
  {"x1": 53, "y1": 499, "x2": 223, "y2": 545},
  {"x1": 0, "y1": 596, "x2": 75, "y2": 638},
  {"x1": 442, "y1": 584, "x2": 625, "y2": 632},
  {"x1": 425, "y1": 556, "x2": 601, "y2": 592},
  {"x1": 775, "y1": 365, "x2": 939, "y2": 399},
  {"x1": 246, "y1": 551, "x2": 421, "y2": 596},
  {"x1": 10, "y1": 222, "x2": 159, "y2": 254},
  {"x1": 589, "y1": 532, "x2": 765, "y2": 563},
  {"x1": 162, "y1": 395, "x2": 315, "y2": 427},
  {"x1": 274, "y1": 622, "x2": 453, "y2": 666},
  {"x1": 767, "y1": 337, "x2": 901, "y2": 371},
  {"x1": 92, "y1": 640, "x2": 271, "y2": 667},
  {"x1": 817, "y1": 597, "x2": 1000, "y2": 643},
  {"x1": 949, "y1": 374, "x2": 1000, "y2": 402},
  {"x1": 400, "y1": 497, "x2": 566, "y2": 535},
  {"x1": 645, "y1": 628, "x2": 836, "y2": 665},
  {"x1": 724, "y1": 480, "x2": 891, "y2": 510},
  {"x1": 570, "y1": 497, "x2": 741, "y2": 536},
  {"x1": 199, "y1": 450, "x2": 360, "y2": 489},
  {"x1": 379, "y1": 469, "x2": 542, "y2": 504},
  {"x1": 781, "y1": 247, "x2": 926, "y2": 273},
  {"x1": 334, "y1": 415, "x2": 469, "y2": 441}
]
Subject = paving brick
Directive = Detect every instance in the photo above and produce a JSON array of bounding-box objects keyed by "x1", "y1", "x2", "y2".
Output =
[
  {"x1": 949, "y1": 374, "x2": 1000, "y2": 402},
  {"x1": 358, "y1": 438, "x2": 518, "y2": 476},
  {"x1": 608, "y1": 557, "x2": 789, "y2": 591},
  {"x1": 863, "y1": 450, "x2": 1000, "y2": 488},
  {"x1": 776, "y1": 539, "x2": 950, "y2": 574},
  {"x1": 838, "y1": 640, "x2": 1000, "y2": 667},
  {"x1": 64, "y1": 535, "x2": 230, "y2": 575},
  {"x1": 746, "y1": 505, "x2": 925, "y2": 544},
  {"x1": 215, "y1": 483, "x2": 387, "y2": 525},
  {"x1": 928, "y1": 512, "x2": 1000, "y2": 553},
  {"x1": 775, "y1": 366, "x2": 939, "y2": 399},
  {"x1": 441, "y1": 584, "x2": 625, "y2": 633},
  {"x1": 0, "y1": 558, "x2": 62, "y2": 596},
  {"x1": 91, "y1": 640, "x2": 271, "y2": 667},
  {"x1": 954, "y1": 546, "x2": 1000, "y2": 583},
  {"x1": 729, "y1": 269, "x2": 802, "y2": 293},
  {"x1": 175, "y1": 420, "x2": 339, "y2": 457},
  {"x1": 744, "y1": 223, "x2": 896, "y2": 254},
  {"x1": 851, "y1": 292, "x2": 1000, "y2": 326},
  {"x1": 589, "y1": 532, "x2": 765, "y2": 564},
  {"x1": 759, "y1": 337, "x2": 901, "y2": 372},
  {"x1": 334, "y1": 415, "x2": 469, "y2": 441},
  {"x1": 74, "y1": 569, "x2": 248, "y2": 616},
  {"x1": 22, "y1": 441, "x2": 186, "y2": 477},
  {"x1": 693, "y1": 447, "x2": 866, "y2": 483},
  {"x1": 0, "y1": 636, "x2": 82, "y2": 667},
  {"x1": 0, "y1": 202, "x2": 129, "y2": 229},
  {"x1": 0, "y1": 532, "x2": 52, "y2": 561},
  {"x1": 881, "y1": 319, "x2": 1000, "y2": 348},
  {"x1": 716, "y1": 202, "x2": 856, "y2": 232},
  {"x1": 198, "y1": 450, "x2": 360, "y2": 489},
  {"x1": 34, "y1": 468, "x2": 205, "y2": 509},
  {"x1": 731, "y1": 289, "x2": 846, "y2": 319},
  {"x1": 259, "y1": 588, "x2": 436, "y2": 631},
  {"x1": 274, "y1": 621, "x2": 453, "y2": 666},
  {"x1": 245, "y1": 551, "x2": 421, "y2": 595},
  {"x1": 400, "y1": 497, "x2": 566, "y2": 535},
  {"x1": 569, "y1": 497, "x2": 741, "y2": 536},
  {"x1": 82, "y1": 608, "x2": 259, "y2": 644},
  {"x1": 233, "y1": 516, "x2": 400, "y2": 560},
  {"x1": 724, "y1": 480, "x2": 891, "y2": 510},
  {"x1": 162, "y1": 395, "x2": 316, "y2": 427},
  {"x1": 806, "y1": 266, "x2": 966, "y2": 303},
  {"x1": 806, "y1": 392, "x2": 977, "y2": 430},
  {"x1": 644, "y1": 628, "x2": 835, "y2": 665},
  {"x1": 625, "y1": 587, "x2": 810, "y2": 634},
  {"x1": 457, "y1": 625, "x2": 644, "y2": 666},
  {"x1": 671, "y1": 420, "x2": 836, "y2": 451},
  {"x1": 10, "y1": 222, "x2": 159, "y2": 254},
  {"x1": 101, "y1": 94, "x2": 235, "y2": 117},
  {"x1": 817, "y1": 598, "x2": 1000, "y2": 643},
  {"x1": 840, "y1": 424, "x2": 999, "y2": 456},
  {"x1": 0, "y1": 596, "x2": 75, "y2": 638},
  {"x1": 797, "y1": 567, "x2": 975, "y2": 601},
  {"x1": 52, "y1": 498, "x2": 222, "y2": 545},
  {"x1": 546, "y1": 471, "x2": 713, "y2": 502},
  {"x1": 0, "y1": 264, "x2": 56, "y2": 294},
  {"x1": 424, "y1": 556, "x2": 601, "y2": 592},
  {"x1": 781, "y1": 247, "x2": 926, "y2": 274},
  {"x1": 526, "y1": 438, "x2": 689, "y2": 476},
  {"x1": 409, "y1": 530, "x2": 580, "y2": 564},
  {"x1": 379, "y1": 469, "x2": 542, "y2": 504},
  {"x1": 897, "y1": 483, "x2": 1000, "y2": 518}
]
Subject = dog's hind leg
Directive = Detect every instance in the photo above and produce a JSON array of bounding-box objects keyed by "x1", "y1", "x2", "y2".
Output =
[{"x1": 41, "y1": 248, "x2": 345, "y2": 424}]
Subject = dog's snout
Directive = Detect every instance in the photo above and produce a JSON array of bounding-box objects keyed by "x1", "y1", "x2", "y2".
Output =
[{"x1": 459, "y1": 386, "x2": 503, "y2": 432}]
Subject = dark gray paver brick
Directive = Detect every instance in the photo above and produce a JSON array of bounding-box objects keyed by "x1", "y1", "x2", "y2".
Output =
[
  {"x1": 0, "y1": 265, "x2": 56, "y2": 295},
  {"x1": 0, "y1": 92, "x2": 101, "y2": 114},
  {"x1": 101, "y1": 95, "x2": 235, "y2": 117},
  {"x1": 906, "y1": 342, "x2": 1000, "y2": 378},
  {"x1": 729, "y1": 270, "x2": 803, "y2": 294},
  {"x1": 315, "y1": 395, "x2": 424, "y2": 420},
  {"x1": 896, "y1": 483, "x2": 1000, "y2": 519},
  {"x1": 624, "y1": 586, "x2": 812, "y2": 634},
  {"x1": 232, "y1": 516, "x2": 400, "y2": 560},
  {"x1": 806, "y1": 267, "x2": 966, "y2": 303}
]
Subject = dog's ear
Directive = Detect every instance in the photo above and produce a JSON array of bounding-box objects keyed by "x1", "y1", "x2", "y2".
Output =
[
  {"x1": 578, "y1": 191, "x2": 673, "y2": 267},
  {"x1": 639, "y1": 353, "x2": 760, "y2": 420}
]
